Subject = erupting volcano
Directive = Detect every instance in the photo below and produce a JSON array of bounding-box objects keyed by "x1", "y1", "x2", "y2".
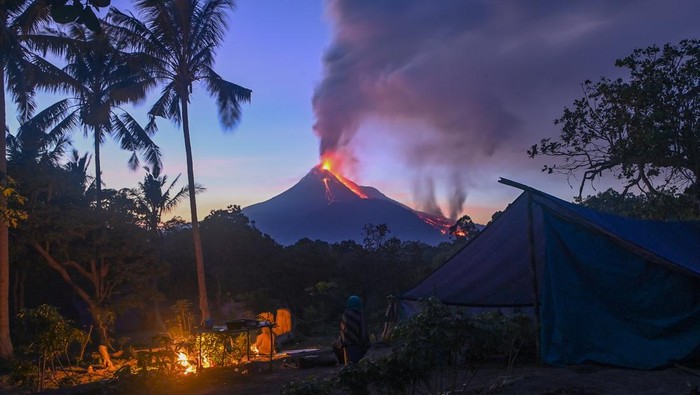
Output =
[{"x1": 243, "y1": 155, "x2": 451, "y2": 245}]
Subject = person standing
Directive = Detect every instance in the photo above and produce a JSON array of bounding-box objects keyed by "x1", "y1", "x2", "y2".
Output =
[{"x1": 333, "y1": 295, "x2": 370, "y2": 364}]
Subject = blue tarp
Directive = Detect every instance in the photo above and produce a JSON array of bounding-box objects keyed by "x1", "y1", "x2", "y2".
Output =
[
  {"x1": 401, "y1": 181, "x2": 700, "y2": 368},
  {"x1": 541, "y1": 211, "x2": 700, "y2": 368}
]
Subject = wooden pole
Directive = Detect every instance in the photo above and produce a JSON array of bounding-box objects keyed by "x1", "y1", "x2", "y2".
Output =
[{"x1": 526, "y1": 192, "x2": 542, "y2": 364}]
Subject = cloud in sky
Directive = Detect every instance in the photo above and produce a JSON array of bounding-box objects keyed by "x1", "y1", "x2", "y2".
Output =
[{"x1": 312, "y1": 0, "x2": 700, "y2": 219}]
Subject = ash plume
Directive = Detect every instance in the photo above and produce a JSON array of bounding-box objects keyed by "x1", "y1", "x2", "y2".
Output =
[{"x1": 313, "y1": 0, "x2": 700, "y2": 218}]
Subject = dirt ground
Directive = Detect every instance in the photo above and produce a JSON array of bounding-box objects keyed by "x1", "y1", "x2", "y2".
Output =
[
  {"x1": 131, "y1": 343, "x2": 700, "y2": 395},
  {"x1": 167, "y1": 358, "x2": 700, "y2": 395},
  {"x1": 5, "y1": 344, "x2": 699, "y2": 394}
]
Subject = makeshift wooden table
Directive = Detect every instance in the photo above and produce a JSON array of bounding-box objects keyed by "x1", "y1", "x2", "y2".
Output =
[{"x1": 196, "y1": 322, "x2": 276, "y2": 372}]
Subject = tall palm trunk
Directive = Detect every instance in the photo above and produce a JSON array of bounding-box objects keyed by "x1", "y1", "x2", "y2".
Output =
[
  {"x1": 93, "y1": 126, "x2": 102, "y2": 210},
  {"x1": 0, "y1": 66, "x2": 15, "y2": 359},
  {"x1": 180, "y1": 97, "x2": 210, "y2": 322}
]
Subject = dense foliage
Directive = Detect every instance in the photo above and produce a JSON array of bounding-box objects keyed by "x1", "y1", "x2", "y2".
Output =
[
  {"x1": 283, "y1": 298, "x2": 535, "y2": 394},
  {"x1": 529, "y1": 39, "x2": 700, "y2": 210}
]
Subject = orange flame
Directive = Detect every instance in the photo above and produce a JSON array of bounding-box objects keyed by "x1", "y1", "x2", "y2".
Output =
[
  {"x1": 320, "y1": 153, "x2": 368, "y2": 199},
  {"x1": 178, "y1": 352, "x2": 197, "y2": 374}
]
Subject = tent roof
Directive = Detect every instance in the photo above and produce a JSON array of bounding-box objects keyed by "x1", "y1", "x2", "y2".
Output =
[{"x1": 401, "y1": 179, "x2": 700, "y2": 307}]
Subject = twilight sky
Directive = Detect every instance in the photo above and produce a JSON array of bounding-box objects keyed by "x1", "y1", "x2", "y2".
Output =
[{"x1": 11, "y1": 0, "x2": 700, "y2": 224}]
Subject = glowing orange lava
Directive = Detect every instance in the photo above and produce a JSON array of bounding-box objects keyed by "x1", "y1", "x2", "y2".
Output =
[
  {"x1": 322, "y1": 177, "x2": 333, "y2": 202},
  {"x1": 416, "y1": 212, "x2": 452, "y2": 234},
  {"x1": 319, "y1": 153, "x2": 368, "y2": 199}
]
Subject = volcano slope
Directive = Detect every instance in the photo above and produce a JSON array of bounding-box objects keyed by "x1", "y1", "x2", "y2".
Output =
[{"x1": 243, "y1": 166, "x2": 449, "y2": 245}]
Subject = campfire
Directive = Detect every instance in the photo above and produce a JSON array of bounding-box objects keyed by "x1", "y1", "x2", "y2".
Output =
[{"x1": 178, "y1": 352, "x2": 197, "y2": 374}]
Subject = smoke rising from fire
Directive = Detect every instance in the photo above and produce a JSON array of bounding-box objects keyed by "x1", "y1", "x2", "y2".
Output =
[{"x1": 313, "y1": 0, "x2": 700, "y2": 220}]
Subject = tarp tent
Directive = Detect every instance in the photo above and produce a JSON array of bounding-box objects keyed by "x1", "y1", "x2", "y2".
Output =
[{"x1": 401, "y1": 179, "x2": 700, "y2": 369}]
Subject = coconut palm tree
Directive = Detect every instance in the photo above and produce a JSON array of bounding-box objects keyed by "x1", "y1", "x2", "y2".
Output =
[
  {"x1": 26, "y1": 24, "x2": 161, "y2": 210},
  {"x1": 0, "y1": 0, "x2": 55, "y2": 359},
  {"x1": 130, "y1": 166, "x2": 202, "y2": 330},
  {"x1": 6, "y1": 117, "x2": 73, "y2": 209},
  {"x1": 63, "y1": 149, "x2": 94, "y2": 194},
  {"x1": 130, "y1": 166, "x2": 202, "y2": 236},
  {"x1": 108, "y1": 0, "x2": 252, "y2": 322}
]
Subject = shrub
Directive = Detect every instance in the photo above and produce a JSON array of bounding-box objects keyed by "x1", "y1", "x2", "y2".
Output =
[{"x1": 12, "y1": 305, "x2": 86, "y2": 391}]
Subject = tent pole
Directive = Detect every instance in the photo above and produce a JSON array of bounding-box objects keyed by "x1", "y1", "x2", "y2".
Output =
[{"x1": 527, "y1": 192, "x2": 542, "y2": 364}]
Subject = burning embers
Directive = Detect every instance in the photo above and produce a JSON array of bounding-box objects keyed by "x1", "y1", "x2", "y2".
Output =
[{"x1": 178, "y1": 352, "x2": 197, "y2": 374}]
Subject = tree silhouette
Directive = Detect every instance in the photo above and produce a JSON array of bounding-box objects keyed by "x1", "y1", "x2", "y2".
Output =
[
  {"x1": 48, "y1": 0, "x2": 111, "y2": 32},
  {"x1": 109, "y1": 0, "x2": 252, "y2": 322},
  {"x1": 26, "y1": 24, "x2": 161, "y2": 210},
  {"x1": 529, "y1": 39, "x2": 700, "y2": 208},
  {"x1": 130, "y1": 166, "x2": 201, "y2": 236},
  {"x1": 0, "y1": 0, "x2": 55, "y2": 359}
]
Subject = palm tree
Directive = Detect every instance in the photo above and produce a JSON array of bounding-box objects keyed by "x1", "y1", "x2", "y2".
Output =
[
  {"x1": 0, "y1": 0, "x2": 54, "y2": 359},
  {"x1": 26, "y1": 24, "x2": 161, "y2": 210},
  {"x1": 130, "y1": 166, "x2": 201, "y2": 330},
  {"x1": 109, "y1": 0, "x2": 252, "y2": 322},
  {"x1": 7, "y1": 118, "x2": 73, "y2": 207},
  {"x1": 63, "y1": 149, "x2": 94, "y2": 194},
  {"x1": 130, "y1": 166, "x2": 201, "y2": 236}
]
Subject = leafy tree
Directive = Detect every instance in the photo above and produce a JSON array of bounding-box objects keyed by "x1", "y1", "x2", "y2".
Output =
[
  {"x1": 27, "y1": 24, "x2": 161, "y2": 210},
  {"x1": 8, "y1": 128, "x2": 163, "y2": 345},
  {"x1": 448, "y1": 215, "x2": 479, "y2": 241},
  {"x1": 0, "y1": 0, "x2": 55, "y2": 359},
  {"x1": 529, "y1": 39, "x2": 700, "y2": 209},
  {"x1": 362, "y1": 223, "x2": 391, "y2": 251},
  {"x1": 488, "y1": 210, "x2": 503, "y2": 225},
  {"x1": 579, "y1": 188, "x2": 698, "y2": 220},
  {"x1": 109, "y1": 0, "x2": 252, "y2": 323},
  {"x1": 199, "y1": 206, "x2": 280, "y2": 310},
  {"x1": 19, "y1": 182, "x2": 164, "y2": 345},
  {"x1": 7, "y1": 124, "x2": 74, "y2": 317}
]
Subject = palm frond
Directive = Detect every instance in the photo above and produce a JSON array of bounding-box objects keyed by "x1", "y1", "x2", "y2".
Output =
[
  {"x1": 127, "y1": 152, "x2": 140, "y2": 171},
  {"x1": 10, "y1": 0, "x2": 53, "y2": 35},
  {"x1": 21, "y1": 99, "x2": 73, "y2": 132},
  {"x1": 188, "y1": 46, "x2": 216, "y2": 75},
  {"x1": 203, "y1": 68, "x2": 252, "y2": 129},
  {"x1": 46, "y1": 109, "x2": 80, "y2": 141},
  {"x1": 22, "y1": 31, "x2": 83, "y2": 58},
  {"x1": 148, "y1": 82, "x2": 180, "y2": 125},
  {"x1": 137, "y1": 0, "x2": 180, "y2": 50},
  {"x1": 105, "y1": 9, "x2": 167, "y2": 56},
  {"x1": 108, "y1": 74, "x2": 155, "y2": 106},
  {"x1": 6, "y1": 55, "x2": 37, "y2": 121},
  {"x1": 113, "y1": 112, "x2": 163, "y2": 173},
  {"x1": 191, "y1": 0, "x2": 234, "y2": 51},
  {"x1": 28, "y1": 54, "x2": 82, "y2": 94},
  {"x1": 5, "y1": 134, "x2": 22, "y2": 162},
  {"x1": 44, "y1": 134, "x2": 72, "y2": 164},
  {"x1": 163, "y1": 184, "x2": 190, "y2": 213}
]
